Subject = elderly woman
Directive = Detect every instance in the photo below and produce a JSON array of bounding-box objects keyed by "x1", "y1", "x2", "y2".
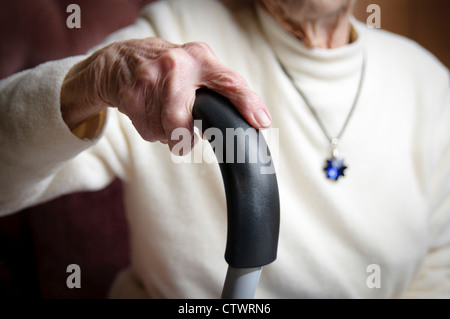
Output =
[{"x1": 0, "y1": 0, "x2": 449, "y2": 298}]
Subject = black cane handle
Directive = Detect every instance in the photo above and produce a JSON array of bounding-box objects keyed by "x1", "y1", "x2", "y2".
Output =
[{"x1": 192, "y1": 88, "x2": 280, "y2": 268}]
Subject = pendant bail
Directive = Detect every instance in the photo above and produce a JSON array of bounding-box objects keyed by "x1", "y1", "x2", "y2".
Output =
[{"x1": 331, "y1": 137, "x2": 340, "y2": 158}]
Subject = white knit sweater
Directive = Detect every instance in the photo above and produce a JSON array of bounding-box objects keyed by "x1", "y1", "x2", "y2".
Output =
[{"x1": 1, "y1": 0, "x2": 449, "y2": 298}]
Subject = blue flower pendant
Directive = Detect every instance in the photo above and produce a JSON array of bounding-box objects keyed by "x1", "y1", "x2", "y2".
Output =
[{"x1": 324, "y1": 156, "x2": 347, "y2": 181}]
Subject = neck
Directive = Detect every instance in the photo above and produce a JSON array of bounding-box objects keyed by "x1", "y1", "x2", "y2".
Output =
[{"x1": 258, "y1": 0, "x2": 355, "y2": 49}]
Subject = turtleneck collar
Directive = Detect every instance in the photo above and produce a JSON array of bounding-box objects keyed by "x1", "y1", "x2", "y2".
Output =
[
  {"x1": 256, "y1": 4, "x2": 365, "y2": 81},
  {"x1": 255, "y1": 4, "x2": 367, "y2": 139}
]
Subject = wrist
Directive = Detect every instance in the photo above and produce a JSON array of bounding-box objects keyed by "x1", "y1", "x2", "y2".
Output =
[{"x1": 60, "y1": 59, "x2": 107, "y2": 131}]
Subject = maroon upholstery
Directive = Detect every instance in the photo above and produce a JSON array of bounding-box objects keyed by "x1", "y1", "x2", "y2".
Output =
[
  {"x1": 0, "y1": 0, "x2": 155, "y2": 78},
  {"x1": 0, "y1": 0, "x2": 155, "y2": 298}
]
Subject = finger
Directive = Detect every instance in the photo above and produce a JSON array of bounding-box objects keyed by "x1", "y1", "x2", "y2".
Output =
[
  {"x1": 183, "y1": 42, "x2": 272, "y2": 129},
  {"x1": 150, "y1": 48, "x2": 199, "y2": 152},
  {"x1": 161, "y1": 88, "x2": 196, "y2": 153},
  {"x1": 202, "y1": 68, "x2": 271, "y2": 129}
]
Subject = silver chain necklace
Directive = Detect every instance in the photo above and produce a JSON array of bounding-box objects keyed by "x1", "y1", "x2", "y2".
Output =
[{"x1": 277, "y1": 50, "x2": 367, "y2": 181}]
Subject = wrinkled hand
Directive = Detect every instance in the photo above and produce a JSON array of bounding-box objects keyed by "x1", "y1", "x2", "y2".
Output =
[{"x1": 61, "y1": 37, "x2": 271, "y2": 152}]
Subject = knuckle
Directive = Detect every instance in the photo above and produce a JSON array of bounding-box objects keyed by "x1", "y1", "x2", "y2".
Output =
[
  {"x1": 183, "y1": 41, "x2": 216, "y2": 61},
  {"x1": 159, "y1": 48, "x2": 190, "y2": 71}
]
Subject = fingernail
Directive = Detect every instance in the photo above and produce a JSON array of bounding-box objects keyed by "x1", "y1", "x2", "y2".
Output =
[{"x1": 253, "y1": 108, "x2": 271, "y2": 128}]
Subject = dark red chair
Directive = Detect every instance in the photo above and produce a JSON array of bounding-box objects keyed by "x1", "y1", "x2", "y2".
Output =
[{"x1": 0, "y1": 0, "x2": 155, "y2": 299}]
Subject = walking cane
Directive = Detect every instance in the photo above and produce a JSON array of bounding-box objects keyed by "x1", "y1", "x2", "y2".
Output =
[{"x1": 193, "y1": 88, "x2": 280, "y2": 299}]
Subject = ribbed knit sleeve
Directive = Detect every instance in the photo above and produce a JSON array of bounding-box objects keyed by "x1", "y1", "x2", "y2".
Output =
[{"x1": 0, "y1": 56, "x2": 92, "y2": 215}]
